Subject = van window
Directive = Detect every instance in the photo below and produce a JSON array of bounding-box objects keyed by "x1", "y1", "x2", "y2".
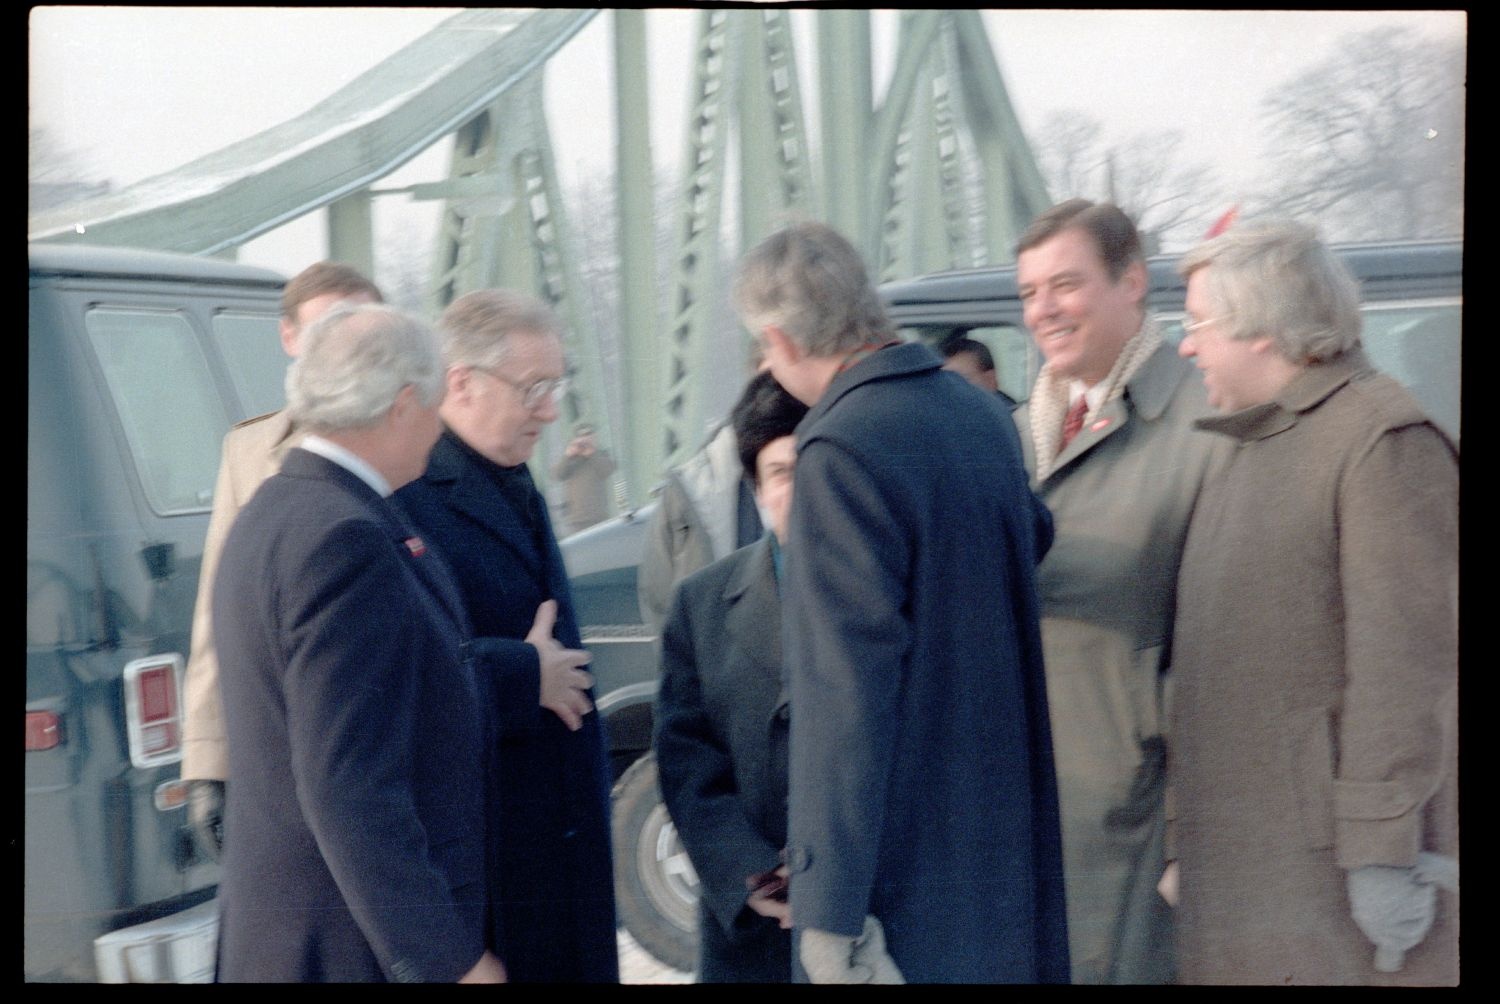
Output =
[
  {"x1": 212, "y1": 311, "x2": 287, "y2": 418},
  {"x1": 1359, "y1": 301, "x2": 1461, "y2": 443},
  {"x1": 86, "y1": 307, "x2": 229, "y2": 515}
]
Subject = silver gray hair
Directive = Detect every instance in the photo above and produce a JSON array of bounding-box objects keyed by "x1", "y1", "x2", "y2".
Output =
[
  {"x1": 733, "y1": 222, "x2": 895, "y2": 357},
  {"x1": 1178, "y1": 220, "x2": 1362, "y2": 363},
  {"x1": 285, "y1": 303, "x2": 444, "y2": 433},
  {"x1": 437, "y1": 289, "x2": 563, "y2": 370}
]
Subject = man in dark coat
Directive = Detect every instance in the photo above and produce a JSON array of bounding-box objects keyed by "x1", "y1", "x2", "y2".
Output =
[
  {"x1": 397, "y1": 290, "x2": 618, "y2": 983},
  {"x1": 654, "y1": 372, "x2": 809, "y2": 982},
  {"x1": 733, "y1": 222, "x2": 1068, "y2": 984},
  {"x1": 214, "y1": 304, "x2": 502, "y2": 982}
]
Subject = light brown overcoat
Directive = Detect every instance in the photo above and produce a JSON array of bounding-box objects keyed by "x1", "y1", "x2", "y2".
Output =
[
  {"x1": 181, "y1": 410, "x2": 302, "y2": 780},
  {"x1": 1171, "y1": 349, "x2": 1458, "y2": 985},
  {"x1": 1016, "y1": 340, "x2": 1230, "y2": 983}
]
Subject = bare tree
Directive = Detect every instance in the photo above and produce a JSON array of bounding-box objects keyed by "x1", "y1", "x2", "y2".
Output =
[
  {"x1": 1253, "y1": 26, "x2": 1464, "y2": 242},
  {"x1": 1029, "y1": 111, "x2": 1223, "y2": 253}
]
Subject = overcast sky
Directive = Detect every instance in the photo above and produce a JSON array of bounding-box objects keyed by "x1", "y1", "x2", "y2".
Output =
[{"x1": 30, "y1": 7, "x2": 1465, "y2": 272}]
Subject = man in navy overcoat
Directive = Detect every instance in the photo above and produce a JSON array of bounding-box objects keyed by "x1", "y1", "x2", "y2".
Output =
[
  {"x1": 397, "y1": 290, "x2": 617, "y2": 983},
  {"x1": 214, "y1": 304, "x2": 503, "y2": 982},
  {"x1": 733, "y1": 223, "x2": 1069, "y2": 984}
]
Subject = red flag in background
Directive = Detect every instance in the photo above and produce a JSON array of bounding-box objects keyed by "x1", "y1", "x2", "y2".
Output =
[{"x1": 1205, "y1": 206, "x2": 1239, "y2": 238}]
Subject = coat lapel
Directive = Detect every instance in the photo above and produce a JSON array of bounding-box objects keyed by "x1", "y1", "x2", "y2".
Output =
[
  {"x1": 425, "y1": 434, "x2": 547, "y2": 582},
  {"x1": 721, "y1": 537, "x2": 786, "y2": 713}
]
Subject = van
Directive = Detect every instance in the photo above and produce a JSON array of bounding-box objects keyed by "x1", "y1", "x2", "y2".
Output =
[
  {"x1": 26, "y1": 244, "x2": 287, "y2": 981},
  {"x1": 583, "y1": 238, "x2": 1463, "y2": 973}
]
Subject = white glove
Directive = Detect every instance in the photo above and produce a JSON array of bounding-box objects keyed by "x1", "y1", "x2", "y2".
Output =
[
  {"x1": 1347, "y1": 853, "x2": 1456, "y2": 973},
  {"x1": 800, "y1": 915, "x2": 905, "y2": 984}
]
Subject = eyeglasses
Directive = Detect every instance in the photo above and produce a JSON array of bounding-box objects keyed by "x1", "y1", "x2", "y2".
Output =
[
  {"x1": 479, "y1": 368, "x2": 570, "y2": 409},
  {"x1": 1181, "y1": 316, "x2": 1229, "y2": 335}
]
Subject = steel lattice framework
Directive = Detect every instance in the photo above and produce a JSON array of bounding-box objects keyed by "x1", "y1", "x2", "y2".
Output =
[{"x1": 28, "y1": 8, "x2": 1049, "y2": 506}]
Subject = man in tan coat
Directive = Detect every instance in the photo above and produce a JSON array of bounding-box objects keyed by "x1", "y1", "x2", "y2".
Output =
[
  {"x1": 1166, "y1": 221, "x2": 1457, "y2": 985},
  {"x1": 181, "y1": 262, "x2": 382, "y2": 855},
  {"x1": 1013, "y1": 200, "x2": 1228, "y2": 983}
]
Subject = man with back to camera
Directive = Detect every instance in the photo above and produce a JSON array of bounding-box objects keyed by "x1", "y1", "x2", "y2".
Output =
[
  {"x1": 212, "y1": 302, "x2": 503, "y2": 982},
  {"x1": 653, "y1": 371, "x2": 809, "y2": 983},
  {"x1": 397, "y1": 290, "x2": 617, "y2": 983},
  {"x1": 182, "y1": 262, "x2": 382, "y2": 855},
  {"x1": 734, "y1": 221, "x2": 1068, "y2": 984},
  {"x1": 1012, "y1": 199, "x2": 1230, "y2": 983}
]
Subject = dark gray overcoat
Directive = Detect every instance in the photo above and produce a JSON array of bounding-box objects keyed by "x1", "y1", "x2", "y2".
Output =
[
  {"x1": 783, "y1": 344, "x2": 1070, "y2": 983},
  {"x1": 397, "y1": 431, "x2": 618, "y2": 983},
  {"x1": 655, "y1": 534, "x2": 792, "y2": 982},
  {"x1": 215, "y1": 449, "x2": 486, "y2": 982}
]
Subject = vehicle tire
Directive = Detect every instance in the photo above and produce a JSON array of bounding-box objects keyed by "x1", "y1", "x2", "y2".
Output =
[{"x1": 612, "y1": 752, "x2": 698, "y2": 974}]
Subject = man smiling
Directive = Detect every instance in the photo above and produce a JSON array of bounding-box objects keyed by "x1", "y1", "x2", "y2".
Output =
[{"x1": 1013, "y1": 200, "x2": 1229, "y2": 984}]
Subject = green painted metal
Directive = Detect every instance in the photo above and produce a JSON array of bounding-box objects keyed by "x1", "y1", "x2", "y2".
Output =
[
  {"x1": 816, "y1": 10, "x2": 873, "y2": 247},
  {"x1": 327, "y1": 191, "x2": 375, "y2": 278},
  {"x1": 27, "y1": 9, "x2": 597, "y2": 254},
  {"x1": 658, "y1": 9, "x2": 739, "y2": 471},
  {"x1": 866, "y1": 10, "x2": 945, "y2": 272},
  {"x1": 612, "y1": 9, "x2": 660, "y2": 506}
]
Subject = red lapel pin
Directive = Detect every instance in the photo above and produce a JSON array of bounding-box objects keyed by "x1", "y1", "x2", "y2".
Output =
[{"x1": 404, "y1": 537, "x2": 426, "y2": 557}]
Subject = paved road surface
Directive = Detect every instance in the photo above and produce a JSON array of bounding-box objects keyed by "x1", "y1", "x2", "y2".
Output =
[{"x1": 618, "y1": 928, "x2": 692, "y2": 984}]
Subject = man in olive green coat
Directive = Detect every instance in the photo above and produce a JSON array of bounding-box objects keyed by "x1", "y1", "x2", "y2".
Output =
[{"x1": 1013, "y1": 200, "x2": 1229, "y2": 983}]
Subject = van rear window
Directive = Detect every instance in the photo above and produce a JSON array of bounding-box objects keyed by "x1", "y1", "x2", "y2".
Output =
[
  {"x1": 86, "y1": 307, "x2": 229, "y2": 515},
  {"x1": 212, "y1": 311, "x2": 286, "y2": 418}
]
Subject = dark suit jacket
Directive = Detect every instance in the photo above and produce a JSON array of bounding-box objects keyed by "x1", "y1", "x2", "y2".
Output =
[
  {"x1": 784, "y1": 342, "x2": 1068, "y2": 983},
  {"x1": 213, "y1": 448, "x2": 486, "y2": 983},
  {"x1": 397, "y1": 431, "x2": 618, "y2": 983},
  {"x1": 654, "y1": 534, "x2": 792, "y2": 983}
]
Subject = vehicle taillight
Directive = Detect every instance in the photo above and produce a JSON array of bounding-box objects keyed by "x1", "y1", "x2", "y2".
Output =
[
  {"x1": 123, "y1": 654, "x2": 186, "y2": 768},
  {"x1": 25, "y1": 710, "x2": 63, "y2": 751}
]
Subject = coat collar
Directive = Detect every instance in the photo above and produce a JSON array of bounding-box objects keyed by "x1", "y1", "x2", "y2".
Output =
[
  {"x1": 1041, "y1": 341, "x2": 1190, "y2": 478},
  {"x1": 1195, "y1": 348, "x2": 1372, "y2": 443},
  {"x1": 797, "y1": 342, "x2": 942, "y2": 445},
  {"x1": 421, "y1": 430, "x2": 547, "y2": 577}
]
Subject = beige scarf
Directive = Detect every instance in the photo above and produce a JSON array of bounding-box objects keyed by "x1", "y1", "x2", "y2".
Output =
[{"x1": 1030, "y1": 315, "x2": 1163, "y2": 482}]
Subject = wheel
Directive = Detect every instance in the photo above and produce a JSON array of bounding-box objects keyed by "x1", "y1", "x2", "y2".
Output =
[{"x1": 612, "y1": 752, "x2": 698, "y2": 974}]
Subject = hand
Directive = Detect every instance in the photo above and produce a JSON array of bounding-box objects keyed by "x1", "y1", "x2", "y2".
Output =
[
  {"x1": 527, "y1": 599, "x2": 594, "y2": 731},
  {"x1": 187, "y1": 779, "x2": 226, "y2": 861},
  {"x1": 458, "y1": 949, "x2": 507, "y2": 983},
  {"x1": 800, "y1": 916, "x2": 905, "y2": 984},
  {"x1": 1158, "y1": 861, "x2": 1180, "y2": 907},
  {"x1": 746, "y1": 864, "x2": 792, "y2": 929},
  {"x1": 1347, "y1": 863, "x2": 1440, "y2": 972}
]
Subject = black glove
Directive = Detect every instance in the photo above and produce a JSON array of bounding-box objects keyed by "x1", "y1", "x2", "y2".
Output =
[
  {"x1": 1105, "y1": 734, "x2": 1167, "y2": 830},
  {"x1": 187, "y1": 779, "x2": 226, "y2": 862}
]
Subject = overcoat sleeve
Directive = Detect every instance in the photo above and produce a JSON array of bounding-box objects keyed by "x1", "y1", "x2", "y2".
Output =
[
  {"x1": 180, "y1": 433, "x2": 241, "y2": 780},
  {"x1": 654, "y1": 583, "x2": 782, "y2": 938},
  {"x1": 464, "y1": 637, "x2": 544, "y2": 734},
  {"x1": 1332, "y1": 422, "x2": 1458, "y2": 869},
  {"x1": 785, "y1": 440, "x2": 912, "y2": 938},
  {"x1": 281, "y1": 517, "x2": 483, "y2": 983}
]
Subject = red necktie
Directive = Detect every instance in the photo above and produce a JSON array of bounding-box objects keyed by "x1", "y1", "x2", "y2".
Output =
[{"x1": 1059, "y1": 397, "x2": 1088, "y2": 453}]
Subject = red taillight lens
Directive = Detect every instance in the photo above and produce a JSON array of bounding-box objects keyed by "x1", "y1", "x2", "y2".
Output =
[
  {"x1": 25, "y1": 710, "x2": 63, "y2": 751},
  {"x1": 123, "y1": 655, "x2": 185, "y2": 767},
  {"x1": 135, "y1": 665, "x2": 180, "y2": 756}
]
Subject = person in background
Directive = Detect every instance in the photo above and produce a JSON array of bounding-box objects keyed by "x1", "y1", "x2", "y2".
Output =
[
  {"x1": 1165, "y1": 220, "x2": 1458, "y2": 985},
  {"x1": 397, "y1": 290, "x2": 618, "y2": 983},
  {"x1": 213, "y1": 303, "x2": 502, "y2": 983},
  {"x1": 736, "y1": 221, "x2": 1067, "y2": 984},
  {"x1": 1012, "y1": 199, "x2": 1229, "y2": 983},
  {"x1": 551, "y1": 420, "x2": 617, "y2": 534},
  {"x1": 941, "y1": 335, "x2": 1017, "y2": 408},
  {"x1": 653, "y1": 372, "x2": 808, "y2": 983},
  {"x1": 182, "y1": 262, "x2": 382, "y2": 860}
]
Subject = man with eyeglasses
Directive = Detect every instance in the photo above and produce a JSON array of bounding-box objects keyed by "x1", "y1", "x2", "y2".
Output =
[
  {"x1": 1012, "y1": 200, "x2": 1230, "y2": 983},
  {"x1": 397, "y1": 290, "x2": 618, "y2": 983}
]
